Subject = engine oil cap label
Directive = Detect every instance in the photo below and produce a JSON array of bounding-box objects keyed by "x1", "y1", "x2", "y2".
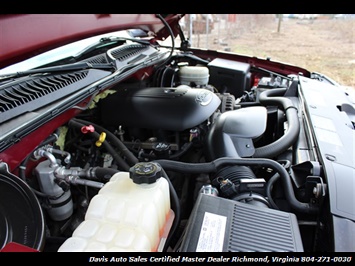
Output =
[
  {"x1": 196, "y1": 211, "x2": 227, "y2": 252},
  {"x1": 195, "y1": 90, "x2": 213, "y2": 106}
]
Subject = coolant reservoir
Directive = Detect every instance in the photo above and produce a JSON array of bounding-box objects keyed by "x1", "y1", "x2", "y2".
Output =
[{"x1": 58, "y1": 162, "x2": 173, "y2": 252}]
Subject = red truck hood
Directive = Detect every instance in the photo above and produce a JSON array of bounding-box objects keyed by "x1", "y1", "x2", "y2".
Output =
[{"x1": 0, "y1": 14, "x2": 183, "y2": 69}]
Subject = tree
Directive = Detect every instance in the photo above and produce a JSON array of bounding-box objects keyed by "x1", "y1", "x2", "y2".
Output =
[{"x1": 277, "y1": 14, "x2": 282, "y2": 33}]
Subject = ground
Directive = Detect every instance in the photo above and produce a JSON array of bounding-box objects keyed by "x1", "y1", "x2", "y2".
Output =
[{"x1": 186, "y1": 15, "x2": 354, "y2": 89}]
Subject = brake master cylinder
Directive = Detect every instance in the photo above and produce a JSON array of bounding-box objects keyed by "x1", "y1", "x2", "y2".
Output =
[{"x1": 58, "y1": 162, "x2": 172, "y2": 252}]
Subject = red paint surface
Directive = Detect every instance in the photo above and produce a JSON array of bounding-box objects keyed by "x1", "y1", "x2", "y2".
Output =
[{"x1": 0, "y1": 14, "x2": 181, "y2": 69}]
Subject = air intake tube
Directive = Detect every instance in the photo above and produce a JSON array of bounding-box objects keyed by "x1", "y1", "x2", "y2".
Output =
[
  {"x1": 205, "y1": 106, "x2": 269, "y2": 206},
  {"x1": 205, "y1": 106, "x2": 268, "y2": 159},
  {"x1": 254, "y1": 88, "x2": 300, "y2": 158},
  {"x1": 154, "y1": 157, "x2": 319, "y2": 214}
]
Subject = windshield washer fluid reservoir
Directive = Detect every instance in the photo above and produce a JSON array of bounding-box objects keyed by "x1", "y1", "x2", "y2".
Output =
[{"x1": 58, "y1": 162, "x2": 172, "y2": 252}]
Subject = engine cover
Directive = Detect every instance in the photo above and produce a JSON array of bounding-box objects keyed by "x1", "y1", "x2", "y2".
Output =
[{"x1": 100, "y1": 85, "x2": 221, "y2": 131}]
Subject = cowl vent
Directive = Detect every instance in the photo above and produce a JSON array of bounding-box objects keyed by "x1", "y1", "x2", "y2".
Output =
[
  {"x1": 0, "y1": 69, "x2": 109, "y2": 123},
  {"x1": 82, "y1": 54, "x2": 109, "y2": 65},
  {"x1": 109, "y1": 44, "x2": 149, "y2": 61}
]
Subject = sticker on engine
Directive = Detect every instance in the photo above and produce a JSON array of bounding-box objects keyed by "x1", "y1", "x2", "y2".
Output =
[{"x1": 196, "y1": 212, "x2": 226, "y2": 252}]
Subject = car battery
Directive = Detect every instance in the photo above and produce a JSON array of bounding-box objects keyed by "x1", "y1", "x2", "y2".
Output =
[
  {"x1": 208, "y1": 58, "x2": 251, "y2": 98},
  {"x1": 179, "y1": 193, "x2": 304, "y2": 252}
]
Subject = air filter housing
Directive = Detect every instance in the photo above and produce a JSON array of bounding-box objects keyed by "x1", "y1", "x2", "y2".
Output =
[{"x1": 179, "y1": 193, "x2": 304, "y2": 252}]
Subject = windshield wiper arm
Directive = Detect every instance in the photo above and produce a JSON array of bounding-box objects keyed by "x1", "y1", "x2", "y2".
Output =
[
  {"x1": 0, "y1": 62, "x2": 116, "y2": 81},
  {"x1": 100, "y1": 36, "x2": 151, "y2": 45}
]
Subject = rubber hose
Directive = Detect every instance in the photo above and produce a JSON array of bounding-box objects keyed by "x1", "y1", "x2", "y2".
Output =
[
  {"x1": 265, "y1": 172, "x2": 281, "y2": 210},
  {"x1": 265, "y1": 160, "x2": 291, "y2": 210},
  {"x1": 153, "y1": 159, "x2": 217, "y2": 174},
  {"x1": 68, "y1": 120, "x2": 130, "y2": 171},
  {"x1": 254, "y1": 88, "x2": 300, "y2": 158},
  {"x1": 73, "y1": 118, "x2": 138, "y2": 166},
  {"x1": 154, "y1": 157, "x2": 319, "y2": 214},
  {"x1": 160, "y1": 167, "x2": 181, "y2": 252},
  {"x1": 94, "y1": 167, "x2": 120, "y2": 181}
]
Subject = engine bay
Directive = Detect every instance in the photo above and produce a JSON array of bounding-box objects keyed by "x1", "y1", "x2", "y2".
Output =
[{"x1": 0, "y1": 51, "x2": 336, "y2": 252}]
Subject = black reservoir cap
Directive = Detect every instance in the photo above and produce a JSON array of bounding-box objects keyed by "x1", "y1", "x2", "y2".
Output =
[{"x1": 129, "y1": 162, "x2": 162, "y2": 184}]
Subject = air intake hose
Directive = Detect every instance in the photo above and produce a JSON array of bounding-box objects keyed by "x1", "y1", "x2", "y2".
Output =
[
  {"x1": 254, "y1": 88, "x2": 300, "y2": 158},
  {"x1": 154, "y1": 157, "x2": 319, "y2": 214}
]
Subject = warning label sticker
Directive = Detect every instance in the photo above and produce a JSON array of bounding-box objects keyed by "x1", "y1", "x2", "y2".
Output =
[{"x1": 196, "y1": 211, "x2": 227, "y2": 252}]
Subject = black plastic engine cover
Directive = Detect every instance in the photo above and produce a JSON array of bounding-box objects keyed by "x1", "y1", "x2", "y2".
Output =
[{"x1": 100, "y1": 85, "x2": 221, "y2": 131}]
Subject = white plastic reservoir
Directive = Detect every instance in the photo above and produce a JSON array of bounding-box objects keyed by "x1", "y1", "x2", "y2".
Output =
[
  {"x1": 58, "y1": 164, "x2": 172, "y2": 252},
  {"x1": 179, "y1": 65, "x2": 209, "y2": 86}
]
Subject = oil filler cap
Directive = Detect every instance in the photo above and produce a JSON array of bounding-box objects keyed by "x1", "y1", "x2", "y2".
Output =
[{"x1": 129, "y1": 162, "x2": 162, "y2": 184}]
